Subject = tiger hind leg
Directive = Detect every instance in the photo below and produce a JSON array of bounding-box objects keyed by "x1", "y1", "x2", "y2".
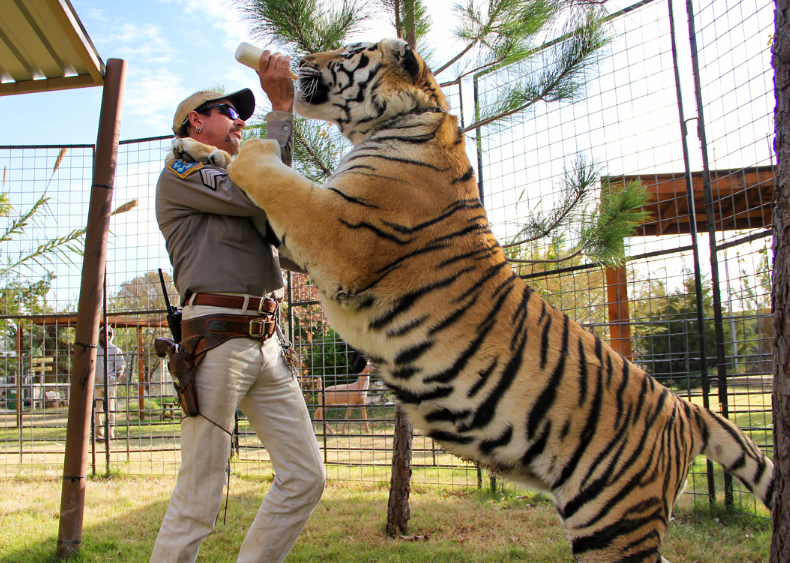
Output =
[{"x1": 563, "y1": 504, "x2": 669, "y2": 563}]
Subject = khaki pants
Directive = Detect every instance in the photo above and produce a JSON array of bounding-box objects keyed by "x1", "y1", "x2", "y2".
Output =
[
  {"x1": 151, "y1": 305, "x2": 325, "y2": 563},
  {"x1": 93, "y1": 382, "x2": 116, "y2": 439}
]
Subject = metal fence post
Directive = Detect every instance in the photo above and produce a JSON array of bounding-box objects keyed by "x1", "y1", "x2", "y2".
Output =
[
  {"x1": 684, "y1": 0, "x2": 734, "y2": 507},
  {"x1": 668, "y1": 0, "x2": 716, "y2": 505}
]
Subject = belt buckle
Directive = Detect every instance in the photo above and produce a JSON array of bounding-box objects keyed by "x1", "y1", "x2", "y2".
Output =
[{"x1": 249, "y1": 319, "x2": 265, "y2": 338}]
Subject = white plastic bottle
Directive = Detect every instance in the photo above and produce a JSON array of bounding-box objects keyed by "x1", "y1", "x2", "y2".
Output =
[{"x1": 235, "y1": 42, "x2": 297, "y2": 79}]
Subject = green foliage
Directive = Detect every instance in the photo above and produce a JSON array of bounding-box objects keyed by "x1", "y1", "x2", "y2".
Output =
[
  {"x1": 580, "y1": 179, "x2": 651, "y2": 266},
  {"x1": 301, "y1": 326, "x2": 357, "y2": 385},
  {"x1": 236, "y1": 0, "x2": 371, "y2": 54}
]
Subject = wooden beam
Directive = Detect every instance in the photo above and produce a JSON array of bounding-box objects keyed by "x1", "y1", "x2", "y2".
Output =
[{"x1": 0, "y1": 73, "x2": 99, "y2": 95}]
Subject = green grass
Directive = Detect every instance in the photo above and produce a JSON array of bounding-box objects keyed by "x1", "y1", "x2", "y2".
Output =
[{"x1": 0, "y1": 475, "x2": 771, "y2": 563}]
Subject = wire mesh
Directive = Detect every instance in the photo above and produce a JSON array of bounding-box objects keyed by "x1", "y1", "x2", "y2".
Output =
[{"x1": 0, "y1": 0, "x2": 775, "y2": 511}]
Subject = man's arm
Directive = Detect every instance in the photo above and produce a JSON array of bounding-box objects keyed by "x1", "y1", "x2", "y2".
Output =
[{"x1": 258, "y1": 51, "x2": 294, "y2": 167}]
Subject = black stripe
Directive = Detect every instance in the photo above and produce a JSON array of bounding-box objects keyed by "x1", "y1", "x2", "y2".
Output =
[
  {"x1": 347, "y1": 152, "x2": 451, "y2": 172},
  {"x1": 479, "y1": 425, "x2": 513, "y2": 455},
  {"x1": 467, "y1": 358, "x2": 498, "y2": 398},
  {"x1": 451, "y1": 261, "x2": 508, "y2": 304},
  {"x1": 428, "y1": 429, "x2": 474, "y2": 445},
  {"x1": 369, "y1": 133, "x2": 437, "y2": 144},
  {"x1": 521, "y1": 420, "x2": 551, "y2": 467},
  {"x1": 368, "y1": 268, "x2": 473, "y2": 330},
  {"x1": 528, "y1": 315, "x2": 570, "y2": 440},
  {"x1": 538, "y1": 301, "x2": 547, "y2": 324},
  {"x1": 451, "y1": 166, "x2": 475, "y2": 184},
  {"x1": 428, "y1": 292, "x2": 480, "y2": 336},
  {"x1": 375, "y1": 242, "x2": 452, "y2": 275},
  {"x1": 386, "y1": 314, "x2": 429, "y2": 338},
  {"x1": 539, "y1": 315, "x2": 553, "y2": 370},
  {"x1": 390, "y1": 366, "x2": 420, "y2": 380},
  {"x1": 553, "y1": 347, "x2": 604, "y2": 488},
  {"x1": 578, "y1": 337, "x2": 588, "y2": 406},
  {"x1": 380, "y1": 200, "x2": 484, "y2": 236},
  {"x1": 339, "y1": 219, "x2": 411, "y2": 245},
  {"x1": 432, "y1": 222, "x2": 489, "y2": 244},
  {"x1": 437, "y1": 246, "x2": 498, "y2": 269},
  {"x1": 510, "y1": 286, "x2": 532, "y2": 351},
  {"x1": 394, "y1": 340, "x2": 434, "y2": 365},
  {"x1": 328, "y1": 187, "x2": 379, "y2": 208},
  {"x1": 425, "y1": 408, "x2": 471, "y2": 423},
  {"x1": 386, "y1": 382, "x2": 453, "y2": 404},
  {"x1": 614, "y1": 361, "x2": 630, "y2": 429}
]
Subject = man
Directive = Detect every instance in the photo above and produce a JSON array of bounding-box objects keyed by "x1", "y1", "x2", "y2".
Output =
[
  {"x1": 94, "y1": 325, "x2": 126, "y2": 442},
  {"x1": 152, "y1": 51, "x2": 325, "y2": 563}
]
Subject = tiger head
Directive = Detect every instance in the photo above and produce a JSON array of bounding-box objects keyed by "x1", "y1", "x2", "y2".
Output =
[{"x1": 296, "y1": 39, "x2": 449, "y2": 144}]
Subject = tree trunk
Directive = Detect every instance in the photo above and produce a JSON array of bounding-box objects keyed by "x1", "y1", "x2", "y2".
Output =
[
  {"x1": 386, "y1": 405, "x2": 412, "y2": 536},
  {"x1": 772, "y1": 2, "x2": 790, "y2": 561}
]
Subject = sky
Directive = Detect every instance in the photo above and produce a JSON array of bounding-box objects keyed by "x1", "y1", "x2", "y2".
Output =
[{"x1": 0, "y1": 0, "x2": 460, "y2": 146}]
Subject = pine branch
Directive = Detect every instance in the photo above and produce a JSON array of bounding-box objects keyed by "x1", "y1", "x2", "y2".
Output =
[
  {"x1": 463, "y1": 9, "x2": 608, "y2": 133},
  {"x1": 235, "y1": 0, "x2": 370, "y2": 54},
  {"x1": 504, "y1": 154, "x2": 598, "y2": 248},
  {"x1": 503, "y1": 161, "x2": 650, "y2": 267}
]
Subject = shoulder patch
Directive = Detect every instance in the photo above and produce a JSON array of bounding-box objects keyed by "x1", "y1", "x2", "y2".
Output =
[
  {"x1": 200, "y1": 168, "x2": 227, "y2": 191},
  {"x1": 167, "y1": 159, "x2": 204, "y2": 178}
]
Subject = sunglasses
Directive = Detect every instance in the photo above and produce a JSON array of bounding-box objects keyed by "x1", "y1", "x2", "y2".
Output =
[{"x1": 201, "y1": 103, "x2": 241, "y2": 120}]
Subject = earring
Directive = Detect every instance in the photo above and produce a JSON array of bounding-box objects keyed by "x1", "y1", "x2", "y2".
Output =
[{"x1": 195, "y1": 126, "x2": 203, "y2": 133}]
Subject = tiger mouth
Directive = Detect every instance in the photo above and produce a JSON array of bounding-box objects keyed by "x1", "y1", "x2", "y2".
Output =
[{"x1": 298, "y1": 67, "x2": 330, "y2": 105}]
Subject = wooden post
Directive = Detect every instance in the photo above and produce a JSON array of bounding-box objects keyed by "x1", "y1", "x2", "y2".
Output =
[
  {"x1": 386, "y1": 405, "x2": 412, "y2": 536},
  {"x1": 605, "y1": 266, "x2": 633, "y2": 360},
  {"x1": 57, "y1": 58, "x2": 126, "y2": 558}
]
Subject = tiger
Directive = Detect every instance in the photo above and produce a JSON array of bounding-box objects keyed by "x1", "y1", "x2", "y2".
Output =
[{"x1": 176, "y1": 38, "x2": 774, "y2": 563}]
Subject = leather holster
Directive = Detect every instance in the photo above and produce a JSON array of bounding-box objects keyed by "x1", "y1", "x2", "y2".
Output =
[{"x1": 154, "y1": 336, "x2": 201, "y2": 417}]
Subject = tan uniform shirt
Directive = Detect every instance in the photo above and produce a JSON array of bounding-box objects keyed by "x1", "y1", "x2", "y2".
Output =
[{"x1": 156, "y1": 112, "x2": 294, "y2": 304}]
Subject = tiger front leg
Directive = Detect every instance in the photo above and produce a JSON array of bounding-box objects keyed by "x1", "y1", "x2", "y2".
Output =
[{"x1": 227, "y1": 138, "x2": 328, "y2": 264}]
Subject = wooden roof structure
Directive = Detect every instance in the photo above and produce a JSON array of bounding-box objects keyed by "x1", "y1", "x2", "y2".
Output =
[
  {"x1": 28, "y1": 314, "x2": 167, "y2": 329},
  {"x1": 606, "y1": 165, "x2": 774, "y2": 236},
  {"x1": 0, "y1": 0, "x2": 104, "y2": 95}
]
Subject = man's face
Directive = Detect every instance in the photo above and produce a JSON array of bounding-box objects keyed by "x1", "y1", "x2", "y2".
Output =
[{"x1": 189, "y1": 98, "x2": 246, "y2": 156}]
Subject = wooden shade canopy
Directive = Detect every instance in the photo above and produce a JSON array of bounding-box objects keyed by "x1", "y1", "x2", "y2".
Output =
[
  {"x1": 607, "y1": 165, "x2": 774, "y2": 236},
  {"x1": 602, "y1": 166, "x2": 774, "y2": 360},
  {"x1": 0, "y1": 0, "x2": 104, "y2": 96}
]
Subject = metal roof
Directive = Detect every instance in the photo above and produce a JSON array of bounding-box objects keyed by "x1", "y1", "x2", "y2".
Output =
[{"x1": 0, "y1": 0, "x2": 104, "y2": 96}]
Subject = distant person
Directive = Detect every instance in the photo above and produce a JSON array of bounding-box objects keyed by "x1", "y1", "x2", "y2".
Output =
[{"x1": 94, "y1": 325, "x2": 126, "y2": 441}]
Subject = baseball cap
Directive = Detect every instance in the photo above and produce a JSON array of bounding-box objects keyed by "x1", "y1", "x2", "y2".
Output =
[{"x1": 172, "y1": 88, "x2": 256, "y2": 135}]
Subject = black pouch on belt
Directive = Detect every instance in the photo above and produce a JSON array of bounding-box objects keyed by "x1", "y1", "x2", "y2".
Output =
[{"x1": 154, "y1": 336, "x2": 201, "y2": 417}]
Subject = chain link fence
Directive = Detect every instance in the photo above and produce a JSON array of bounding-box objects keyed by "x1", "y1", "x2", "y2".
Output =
[{"x1": 0, "y1": 0, "x2": 775, "y2": 513}]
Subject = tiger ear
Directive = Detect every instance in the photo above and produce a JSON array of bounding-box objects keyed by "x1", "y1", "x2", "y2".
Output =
[{"x1": 381, "y1": 38, "x2": 421, "y2": 77}]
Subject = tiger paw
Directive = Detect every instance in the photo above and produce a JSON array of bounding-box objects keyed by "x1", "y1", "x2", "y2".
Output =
[
  {"x1": 169, "y1": 138, "x2": 232, "y2": 168},
  {"x1": 227, "y1": 139, "x2": 285, "y2": 187}
]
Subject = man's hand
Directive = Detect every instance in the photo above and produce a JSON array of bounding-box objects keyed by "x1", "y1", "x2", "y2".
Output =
[{"x1": 258, "y1": 51, "x2": 294, "y2": 113}]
